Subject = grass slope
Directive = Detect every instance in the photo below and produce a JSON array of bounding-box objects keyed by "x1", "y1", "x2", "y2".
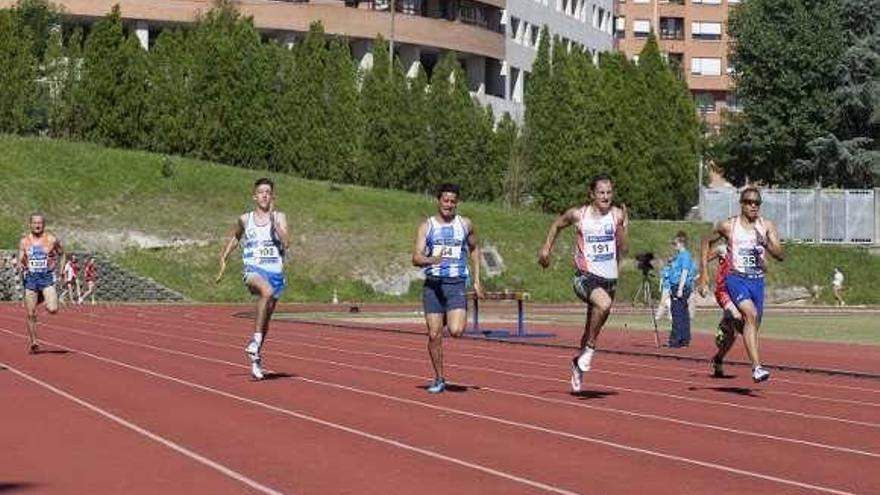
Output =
[{"x1": 1, "y1": 135, "x2": 877, "y2": 304}]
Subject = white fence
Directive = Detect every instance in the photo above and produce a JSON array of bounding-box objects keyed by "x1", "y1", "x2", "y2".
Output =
[{"x1": 700, "y1": 188, "x2": 878, "y2": 244}]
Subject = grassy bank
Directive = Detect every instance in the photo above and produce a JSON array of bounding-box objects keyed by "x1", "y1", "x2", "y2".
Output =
[{"x1": 2, "y1": 135, "x2": 876, "y2": 304}]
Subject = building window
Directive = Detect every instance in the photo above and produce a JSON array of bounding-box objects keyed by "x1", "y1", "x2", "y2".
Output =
[
  {"x1": 633, "y1": 19, "x2": 650, "y2": 38},
  {"x1": 691, "y1": 21, "x2": 722, "y2": 41},
  {"x1": 659, "y1": 17, "x2": 684, "y2": 40},
  {"x1": 691, "y1": 57, "x2": 722, "y2": 76},
  {"x1": 614, "y1": 16, "x2": 625, "y2": 38},
  {"x1": 633, "y1": 0, "x2": 649, "y2": 3},
  {"x1": 725, "y1": 92, "x2": 741, "y2": 112},
  {"x1": 692, "y1": 0, "x2": 722, "y2": 4},
  {"x1": 694, "y1": 92, "x2": 716, "y2": 114},
  {"x1": 510, "y1": 16, "x2": 520, "y2": 41},
  {"x1": 530, "y1": 24, "x2": 540, "y2": 47}
]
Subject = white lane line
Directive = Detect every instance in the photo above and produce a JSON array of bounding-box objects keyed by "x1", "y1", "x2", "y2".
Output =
[
  {"x1": 0, "y1": 361, "x2": 285, "y2": 495},
  {"x1": 0, "y1": 330, "x2": 578, "y2": 495}
]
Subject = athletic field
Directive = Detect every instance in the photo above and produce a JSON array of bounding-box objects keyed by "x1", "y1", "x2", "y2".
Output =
[{"x1": 2, "y1": 302, "x2": 878, "y2": 494}]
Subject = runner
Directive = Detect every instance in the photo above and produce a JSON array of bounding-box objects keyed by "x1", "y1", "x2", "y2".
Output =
[
  {"x1": 699, "y1": 187, "x2": 784, "y2": 382},
  {"x1": 16, "y1": 212, "x2": 63, "y2": 353},
  {"x1": 216, "y1": 178, "x2": 290, "y2": 380},
  {"x1": 79, "y1": 255, "x2": 98, "y2": 305},
  {"x1": 59, "y1": 254, "x2": 80, "y2": 305},
  {"x1": 411, "y1": 183, "x2": 483, "y2": 394},
  {"x1": 538, "y1": 173, "x2": 628, "y2": 393}
]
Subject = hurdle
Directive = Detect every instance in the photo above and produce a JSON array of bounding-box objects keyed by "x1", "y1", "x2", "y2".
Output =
[{"x1": 465, "y1": 290, "x2": 555, "y2": 338}]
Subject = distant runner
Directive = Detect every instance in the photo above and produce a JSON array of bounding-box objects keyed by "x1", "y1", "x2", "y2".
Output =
[
  {"x1": 217, "y1": 178, "x2": 290, "y2": 380},
  {"x1": 17, "y1": 212, "x2": 63, "y2": 353}
]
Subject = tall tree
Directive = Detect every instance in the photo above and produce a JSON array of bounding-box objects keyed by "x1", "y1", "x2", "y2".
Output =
[
  {"x1": 795, "y1": 0, "x2": 880, "y2": 187},
  {"x1": 637, "y1": 33, "x2": 700, "y2": 217},
  {"x1": 73, "y1": 5, "x2": 148, "y2": 147},
  {"x1": 0, "y1": 9, "x2": 39, "y2": 134},
  {"x1": 717, "y1": 0, "x2": 845, "y2": 186},
  {"x1": 145, "y1": 28, "x2": 196, "y2": 155}
]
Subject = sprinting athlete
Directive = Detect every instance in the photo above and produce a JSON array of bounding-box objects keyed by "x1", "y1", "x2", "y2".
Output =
[
  {"x1": 217, "y1": 178, "x2": 290, "y2": 380},
  {"x1": 699, "y1": 186, "x2": 783, "y2": 383},
  {"x1": 412, "y1": 183, "x2": 483, "y2": 394},
  {"x1": 539, "y1": 174, "x2": 628, "y2": 393},
  {"x1": 17, "y1": 213, "x2": 63, "y2": 353}
]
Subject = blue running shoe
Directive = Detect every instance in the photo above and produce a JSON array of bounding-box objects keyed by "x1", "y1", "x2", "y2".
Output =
[{"x1": 427, "y1": 378, "x2": 446, "y2": 394}]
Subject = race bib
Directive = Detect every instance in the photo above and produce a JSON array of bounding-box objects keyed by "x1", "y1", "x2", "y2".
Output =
[
  {"x1": 431, "y1": 244, "x2": 462, "y2": 259},
  {"x1": 257, "y1": 245, "x2": 279, "y2": 260},
  {"x1": 737, "y1": 248, "x2": 760, "y2": 268},
  {"x1": 28, "y1": 258, "x2": 48, "y2": 271},
  {"x1": 588, "y1": 241, "x2": 615, "y2": 262}
]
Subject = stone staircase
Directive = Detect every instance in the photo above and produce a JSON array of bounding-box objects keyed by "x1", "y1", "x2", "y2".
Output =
[{"x1": 0, "y1": 250, "x2": 185, "y2": 302}]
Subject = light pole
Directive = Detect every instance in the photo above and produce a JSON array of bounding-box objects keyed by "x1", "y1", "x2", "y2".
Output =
[{"x1": 389, "y1": 0, "x2": 396, "y2": 75}]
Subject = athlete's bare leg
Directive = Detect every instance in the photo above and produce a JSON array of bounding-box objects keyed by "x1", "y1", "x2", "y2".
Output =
[
  {"x1": 583, "y1": 288, "x2": 613, "y2": 348},
  {"x1": 737, "y1": 299, "x2": 762, "y2": 368},
  {"x1": 246, "y1": 275, "x2": 274, "y2": 342},
  {"x1": 425, "y1": 313, "x2": 445, "y2": 379},
  {"x1": 24, "y1": 290, "x2": 39, "y2": 351}
]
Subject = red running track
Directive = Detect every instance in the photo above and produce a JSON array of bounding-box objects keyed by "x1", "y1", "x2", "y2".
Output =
[{"x1": 1, "y1": 303, "x2": 879, "y2": 494}]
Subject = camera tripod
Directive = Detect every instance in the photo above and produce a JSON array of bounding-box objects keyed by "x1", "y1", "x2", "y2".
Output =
[{"x1": 631, "y1": 271, "x2": 661, "y2": 348}]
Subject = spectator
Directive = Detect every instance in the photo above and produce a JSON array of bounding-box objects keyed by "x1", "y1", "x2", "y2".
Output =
[
  {"x1": 832, "y1": 267, "x2": 845, "y2": 307},
  {"x1": 667, "y1": 231, "x2": 697, "y2": 348}
]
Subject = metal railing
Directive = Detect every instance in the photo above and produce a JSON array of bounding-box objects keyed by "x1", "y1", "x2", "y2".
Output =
[{"x1": 700, "y1": 187, "x2": 878, "y2": 245}]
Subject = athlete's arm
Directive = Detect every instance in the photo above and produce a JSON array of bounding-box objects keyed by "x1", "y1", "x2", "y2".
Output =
[
  {"x1": 538, "y1": 207, "x2": 579, "y2": 269},
  {"x1": 53, "y1": 235, "x2": 65, "y2": 278},
  {"x1": 698, "y1": 220, "x2": 728, "y2": 297},
  {"x1": 273, "y1": 211, "x2": 291, "y2": 261},
  {"x1": 464, "y1": 218, "x2": 484, "y2": 299},
  {"x1": 614, "y1": 204, "x2": 629, "y2": 261},
  {"x1": 760, "y1": 220, "x2": 784, "y2": 262},
  {"x1": 215, "y1": 216, "x2": 244, "y2": 283},
  {"x1": 411, "y1": 221, "x2": 441, "y2": 267},
  {"x1": 15, "y1": 237, "x2": 26, "y2": 275}
]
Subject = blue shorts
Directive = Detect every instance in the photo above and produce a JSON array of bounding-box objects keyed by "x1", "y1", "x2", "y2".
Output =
[
  {"x1": 24, "y1": 272, "x2": 55, "y2": 292},
  {"x1": 725, "y1": 273, "x2": 765, "y2": 322},
  {"x1": 244, "y1": 266, "x2": 286, "y2": 300},
  {"x1": 422, "y1": 276, "x2": 466, "y2": 314}
]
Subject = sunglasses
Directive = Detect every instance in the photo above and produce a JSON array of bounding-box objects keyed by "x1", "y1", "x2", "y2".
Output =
[{"x1": 741, "y1": 199, "x2": 762, "y2": 206}]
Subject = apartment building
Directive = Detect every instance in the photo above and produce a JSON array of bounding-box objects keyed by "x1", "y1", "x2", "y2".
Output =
[
  {"x1": 0, "y1": 0, "x2": 613, "y2": 121},
  {"x1": 614, "y1": 0, "x2": 739, "y2": 130}
]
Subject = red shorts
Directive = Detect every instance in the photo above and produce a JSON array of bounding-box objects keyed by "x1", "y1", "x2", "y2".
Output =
[{"x1": 715, "y1": 277, "x2": 732, "y2": 309}]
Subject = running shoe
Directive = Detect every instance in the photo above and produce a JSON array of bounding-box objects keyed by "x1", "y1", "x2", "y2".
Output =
[
  {"x1": 427, "y1": 378, "x2": 446, "y2": 394},
  {"x1": 28, "y1": 342, "x2": 39, "y2": 354},
  {"x1": 711, "y1": 357, "x2": 724, "y2": 378},
  {"x1": 752, "y1": 366, "x2": 770, "y2": 383},
  {"x1": 251, "y1": 357, "x2": 265, "y2": 380},
  {"x1": 245, "y1": 338, "x2": 259, "y2": 357},
  {"x1": 570, "y1": 358, "x2": 583, "y2": 392},
  {"x1": 715, "y1": 327, "x2": 725, "y2": 350}
]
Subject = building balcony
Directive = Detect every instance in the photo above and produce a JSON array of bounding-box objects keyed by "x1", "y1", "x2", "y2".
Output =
[{"x1": 7, "y1": 0, "x2": 505, "y2": 59}]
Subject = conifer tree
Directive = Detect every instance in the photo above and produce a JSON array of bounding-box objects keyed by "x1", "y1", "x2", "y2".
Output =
[{"x1": 0, "y1": 9, "x2": 38, "y2": 134}]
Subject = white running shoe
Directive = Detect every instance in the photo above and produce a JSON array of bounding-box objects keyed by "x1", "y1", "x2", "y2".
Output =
[
  {"x1": 752, "y1": 366, "x2": 770, "y2": 383},
  {"x1": 570, "y1": 358, "x2": 583, "y2": 392},
  {"x1": 251, "y1": 358, "x2": 265, "y2": 380},
  {"x1": 245, "y1": 339, "x2": 259, "y2": 357}
]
